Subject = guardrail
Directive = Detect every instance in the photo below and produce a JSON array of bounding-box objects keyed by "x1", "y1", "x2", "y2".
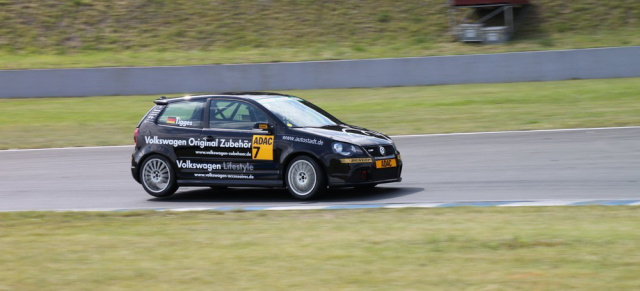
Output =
[{"x1": 1, "y1": 46, "x2": 638, "y2": 98}]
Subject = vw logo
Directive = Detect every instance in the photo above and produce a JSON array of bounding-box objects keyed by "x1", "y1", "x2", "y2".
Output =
[{"x1": 379, "y1": 146, "x2": 386, "y2": 156}]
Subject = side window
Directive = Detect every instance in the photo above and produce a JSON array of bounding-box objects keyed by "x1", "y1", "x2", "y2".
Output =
[
  {"x1": 209, "y1": 100, "x2": 269, "y2": 130},
  {"x1": 157, "y1": 100, "x2": 204, "y2": 128}
]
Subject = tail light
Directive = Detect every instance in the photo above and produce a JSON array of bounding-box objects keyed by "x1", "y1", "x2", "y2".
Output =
[{"x1": 134, "y1": 128, "x2": 139, "y2": 146}]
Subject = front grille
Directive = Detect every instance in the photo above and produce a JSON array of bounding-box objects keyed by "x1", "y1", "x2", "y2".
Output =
[{"x1": 364, "y1": 145, "x2": 395, "y2": 157}]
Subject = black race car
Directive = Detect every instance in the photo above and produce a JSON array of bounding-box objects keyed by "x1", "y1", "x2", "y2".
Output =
[{"x1": 131, "y1": 92, "x2": 402, "y2": 200}]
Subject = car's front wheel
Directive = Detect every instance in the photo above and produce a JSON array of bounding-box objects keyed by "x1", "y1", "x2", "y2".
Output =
[
  {"x1": 140, "y1": 155, "x2": 178, "y2": 197},
  {"x1": 286, "y1": 156, "x2": 326, "y2": 200}
]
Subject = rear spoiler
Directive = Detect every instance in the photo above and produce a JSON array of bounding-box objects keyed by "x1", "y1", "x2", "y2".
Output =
[{"x1": 154, "y1": 96, "x2": 169, "y2": 105}]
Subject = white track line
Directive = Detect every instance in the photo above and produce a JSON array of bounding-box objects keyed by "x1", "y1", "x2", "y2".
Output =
[
  {"x1": 2, "y1": 126, "x2": 639, "y2": 152},
  {"x1": 1, "y1": 145, "x2": 133, "y2": 152}
]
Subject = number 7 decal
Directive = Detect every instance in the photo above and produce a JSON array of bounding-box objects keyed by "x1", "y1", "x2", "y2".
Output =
[{"x1": 252, "y1": 135, "x2": 274, "y2": 160}]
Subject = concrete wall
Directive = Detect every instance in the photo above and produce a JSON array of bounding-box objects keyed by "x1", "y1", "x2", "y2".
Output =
[{"x1": 1, "y1": 46, "x2": 638, "y2": 98}]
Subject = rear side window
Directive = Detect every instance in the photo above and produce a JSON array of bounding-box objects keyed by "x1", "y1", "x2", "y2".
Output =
[
  {"x1": 209, "y1": 100, "x2": 269, "y2": 130},
  {"x1": 157, "y1": 100, "x2": 205, "y2": 128}
]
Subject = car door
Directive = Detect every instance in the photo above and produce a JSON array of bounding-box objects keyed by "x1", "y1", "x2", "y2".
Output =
[
  {"x1": 152, "y1": 99, "x2": 205, "y2": 179},
  {"x1": 196, "y1": 99, "x2": 280, "y2": 184}
]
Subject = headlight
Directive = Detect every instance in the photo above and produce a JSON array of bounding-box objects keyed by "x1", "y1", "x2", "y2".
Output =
[{"x1": 332, "y1": 142, "x2": 361, "y2": 156}]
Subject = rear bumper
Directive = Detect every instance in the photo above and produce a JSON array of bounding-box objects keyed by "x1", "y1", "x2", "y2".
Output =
[{"x1": 130, "y1": 150, "x2": 143, "y2": 184}]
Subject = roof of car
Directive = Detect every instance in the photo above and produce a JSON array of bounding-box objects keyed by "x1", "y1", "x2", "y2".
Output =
[{"x1": 153, "y1": 92, "x2": 295, "y2": 105}]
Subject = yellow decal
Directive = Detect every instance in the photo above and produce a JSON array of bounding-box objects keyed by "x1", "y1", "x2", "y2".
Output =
[
  {"x1": 252, "y1": 135, "x2": 274, "y2": 160},
  {"x1": 340, "y1": 158, "x2": 373, "y2": 164},
  {"x1": 258, "y1": 124, "x2": 269, "y2": 129},
  {"x1": 375, "y1": 159, "x2": 397, "y2": 168}
]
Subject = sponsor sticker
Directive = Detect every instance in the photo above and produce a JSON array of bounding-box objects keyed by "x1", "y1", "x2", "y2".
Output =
[
  {"x1": 282, "y1": 135, "x2": 324, "y2": 146},
  {"x1": 194, "y1": 173, "x2": 255, "y2": 179},
  {"x1": 177, "y1": 160, "x2": 255, "y2": 172},
  {"x1": 145, "y1": 136, "x2": 187, "y2": 147},
  {"x1": 375, "y1": 159, "x2": 397, "y2": 169},
  {"x1": 195, "y1": 150, "x2": 251, "y2": 157},
  {"x1": 145, "y1": 106, "x2": 163, "y2": 123},
  {"x1": 252, "y1": 135, "x2": 274, "y2": 160},
  {"x1": 145, "y1": 136, "x2": 252, "y2": 149},
  {"x1": 340, "y1": 158, "x2": 373, "y2": 164},
  {"x1": 176, "y1": 160, "x2": 222, "y2": 171}
]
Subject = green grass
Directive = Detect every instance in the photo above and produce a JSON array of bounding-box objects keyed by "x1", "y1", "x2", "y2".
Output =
[
  {"x1": 1, "y1": 207, "x2": 639, "y2": 290},
  {"x1": 1, "y1": 28, "x2": 639, "y2": 69},
  {"x1": 1, "y1": 78, "x2": 639, "y2": 150},
  {"x1": 0, "y1": 0, "x2": 638, "y2": 69}
]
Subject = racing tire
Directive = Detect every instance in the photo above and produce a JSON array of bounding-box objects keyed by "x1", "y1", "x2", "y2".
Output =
[
  {"x1": 140, "y1": 155, "x2": 178, "y2": 198},
  {"x1": 286, "y1": 156, "x2": 326, "y2": 200}
]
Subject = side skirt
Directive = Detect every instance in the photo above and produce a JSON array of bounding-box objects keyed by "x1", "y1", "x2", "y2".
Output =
[{"x1": 177, "y1": 179, "x2": 284, "y2": 188}]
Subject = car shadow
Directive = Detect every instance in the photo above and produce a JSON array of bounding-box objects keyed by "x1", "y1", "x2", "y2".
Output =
[{"x1": 148, "y1": 186, "x2": 423, "y2": 204}]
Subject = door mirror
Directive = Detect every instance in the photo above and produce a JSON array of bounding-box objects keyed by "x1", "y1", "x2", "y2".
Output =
[{"x1": 253, "y1": 122, "x2": 274, "y2": 134}]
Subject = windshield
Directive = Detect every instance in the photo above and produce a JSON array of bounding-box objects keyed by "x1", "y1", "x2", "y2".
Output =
[{"x1": 257, "y1": 97, "x2": 341, "y2": 127}]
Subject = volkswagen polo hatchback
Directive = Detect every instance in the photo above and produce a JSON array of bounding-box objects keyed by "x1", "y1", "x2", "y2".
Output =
[{"x1": 131, "y1": 92, "x2": 402, "y2": 200}]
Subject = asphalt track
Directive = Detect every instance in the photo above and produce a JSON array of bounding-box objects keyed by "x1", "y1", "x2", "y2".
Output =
[{"x1": 1, "y1": 127, "x2": 638, "y2": 212}]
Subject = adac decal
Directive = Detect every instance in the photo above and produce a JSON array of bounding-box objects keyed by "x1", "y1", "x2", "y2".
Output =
[
  {"x1": 340, "y1": 158, "x2": 373, "y2": 164},
  {"x1": 252, "y1": 135, "x2": 274, "y2": 160},
  {"x1": 375, "y1": 159, "x2": 397, "y2": 168}
]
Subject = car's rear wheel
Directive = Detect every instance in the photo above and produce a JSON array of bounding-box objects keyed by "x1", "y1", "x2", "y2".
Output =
[
  {"x1": 140, "y1": 155, "x2": 178, "y2": 197},
  {"x1": 286, "y1": 156, "x2": 326, "y2": 200}
]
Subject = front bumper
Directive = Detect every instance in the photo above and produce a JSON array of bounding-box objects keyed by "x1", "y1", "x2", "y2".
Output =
[{"x1": 325, "y1": 155, "x2": 403, "y2": 187}]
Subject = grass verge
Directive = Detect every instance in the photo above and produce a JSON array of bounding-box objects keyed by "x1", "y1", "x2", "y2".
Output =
[
  {"x1": 1, "y1": 28, "x2": 639, "y2": 70},
  {"x1": 0, "y1": 0, "x2": 638, "y2": 69},
  {"x1": 1, "y1": 78, "x2": 639, "y2": 150},
  {"x1": 1, "y1": 207, "x2": 639, "y2": 290}
]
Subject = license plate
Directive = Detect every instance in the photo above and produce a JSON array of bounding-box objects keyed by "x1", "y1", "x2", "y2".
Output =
[{"x1": 375, "y1": 159, "x2": 397, "y2": 169}]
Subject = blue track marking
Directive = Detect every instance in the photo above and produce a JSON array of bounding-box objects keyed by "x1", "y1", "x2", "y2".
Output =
[
  {"x1": 9, "y1": 199, "x2": 640, "y2": 213},
  {"x1": 570, "y1": 200, "x2": 640, "y2": 206},
  {"x1": 437, "y1": 201, "x2": 528, "y2": 207}
]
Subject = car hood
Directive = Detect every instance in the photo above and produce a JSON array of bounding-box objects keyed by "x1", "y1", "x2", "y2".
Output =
[{"x1": 291, "y1": 125, "x2": 394, "y2": 146}]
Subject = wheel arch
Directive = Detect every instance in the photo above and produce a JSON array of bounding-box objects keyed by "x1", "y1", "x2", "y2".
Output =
[
  {"x1": 282, "y1": 151, "x2": 329, "y2": 184},
  {"x1": 136, "y1": 150, "x2": 176, "y2": 182}
]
